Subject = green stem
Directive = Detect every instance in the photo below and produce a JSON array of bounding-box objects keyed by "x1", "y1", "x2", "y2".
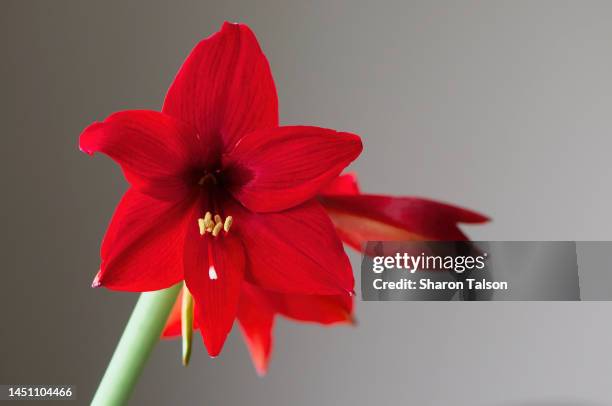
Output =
[{"x1": 91, "y1": 284, "x2": 181, "y2": 406}]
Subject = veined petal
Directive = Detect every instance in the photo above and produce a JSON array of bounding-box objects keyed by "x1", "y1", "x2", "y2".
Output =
[
  {"x1": 237, "y1": 283, "x2": 275, "y2": 376},
  {"x1": 184, "y1": 215, "x2": 245, "y2": 357},
  {"x1": 224, "y1": 126, "x2": 362, "y2": 212},
  {"x1": 163, "y1": 22, "x2": 278, "y2": 151},
  {"x1": 94, "y1": 189, "x2": 193, "y2": 291},
  {"x1": 319, "y1": 194, "x2": 490, "y2": 251},
  {"x1": 79, "y1": 110, "x2": 204, "y2": 201},
  {"x1": 230, "y1": 199, "x2": 354, "y2": 295}
]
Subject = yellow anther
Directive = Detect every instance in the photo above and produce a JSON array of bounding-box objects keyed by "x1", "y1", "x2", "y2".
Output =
[
  {"x1": 198, "y1": 212, "x2": 233, "y2": 237},
  {"x1": 204, "y1": 212, "x2": 212, "y2": 223},
  {"x1": 223, "y1": 216, "x2": 233, "y2": 232},
  {"x1": 212, "y1": 222, "x2": 223, "y2": 237},
  {"x1": 197, "y1": 212, "x2": 213, "y2": 232},
  {"x1": 197, "y1": 218, "x2": 206, "y2": 235}
]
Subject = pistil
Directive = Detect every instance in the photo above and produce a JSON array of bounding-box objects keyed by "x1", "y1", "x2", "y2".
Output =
[
  {"x1": 198, "y1": 173, "x2": 217, "y2": 185},
  {"x1": 181, "y1": 283, "x2": 194, "y2": 366}
]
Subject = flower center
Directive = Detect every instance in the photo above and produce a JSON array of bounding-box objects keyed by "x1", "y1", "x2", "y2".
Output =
[{"x1": 198, "y1": 172, "x2": 218, "y2": 186}]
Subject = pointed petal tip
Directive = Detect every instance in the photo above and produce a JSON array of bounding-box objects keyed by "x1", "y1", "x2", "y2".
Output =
[
  {"x1": 255, "y1": 365, "x2": 268, "y2": 377},
  {"x1": 334, "y1": 131, "x2": 363, "y2": 162},
  {"x1": 78, "y1": 144, "x2": 93, "y2": 156},
  {"x1": 251, "y1": 352, "x2": 270, "y2": 377},
  {"x1": 203, "y1": 331, "x2": 223, "y2": 357},
  {"x1": 91, "y1": 271, "x2": 102, "y2": 288},
  {"x1": 203, "y1": 339, "x2": 224, "y2": 358},
  {"x1": 222, "y1": 20, "x2": 239, "y2": 28},
  {"x1": 453, "y1": 206, "x2": 490, "y2": 224},
  {"x1": 78, "y1": 121, "x2": 105, "y2": 156},
  {"x1": 220, "y1": 21, "x2": 254, "y2": 36},
  {"x1": 479, "y1": 214, "x2": 492, "y2": 223},
  {"x1": 464, "y1": 211, "x2": 490, "y2": 224}
]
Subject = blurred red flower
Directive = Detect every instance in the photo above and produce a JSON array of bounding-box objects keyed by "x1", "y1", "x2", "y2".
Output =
[
  {"x1": 80, "y1": 22, "x2": 361, "y2": 357},
  {"x1": 319, "y1": 173, "x2": 489, "y2": 250}
]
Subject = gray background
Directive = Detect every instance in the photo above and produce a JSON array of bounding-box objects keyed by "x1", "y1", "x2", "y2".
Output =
[{"x1": 1, "y1": 1, "x2": 611, "y2": 405}]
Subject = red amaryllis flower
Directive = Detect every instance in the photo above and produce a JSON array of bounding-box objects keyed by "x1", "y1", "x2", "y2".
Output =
[
  {"x1": 318, "y1": 173, "x2": 489, "y2": 251},
  {"x1": 163, "y1": 283, "x2": 352, "y2": 375},
  {"x1": 80, "y1": 22, "x2": 362, "y2": 356}
]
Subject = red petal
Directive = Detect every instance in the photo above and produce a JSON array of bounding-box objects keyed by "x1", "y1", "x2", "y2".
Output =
[
  {"x1": 230, "y1": 199, "x2": 354, "y2": 295},
  {"x1": 79, "y1": 110, "x2": 204, "y2": 201},
  {"x1": 161, "y1": 289, "x2": 184, "y2": 338},
  {"x1": 237, "y1": 283, "x2": 275, "y2": 376},
  {"x1": 269, "y1": 291, "x2": 353, "y2": 325},
  {"x1": 184, "y1": 215, "x2": 245, "y2": 357},
  {"x1": 319, "y1": 194, "x2": 489, "y2": 251},
  {"x1": 320, "y1": 172, "x2": 361, "y2": 195},
  {"x1": 163, "y1": 22, "x2": 278, "y2": 151},
  {"x1": 224, "y1": 126, "x2": 362, "y2": 212},
  {"x1": 95, "y1": 189, "x2": 193, "y2": 291}
]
